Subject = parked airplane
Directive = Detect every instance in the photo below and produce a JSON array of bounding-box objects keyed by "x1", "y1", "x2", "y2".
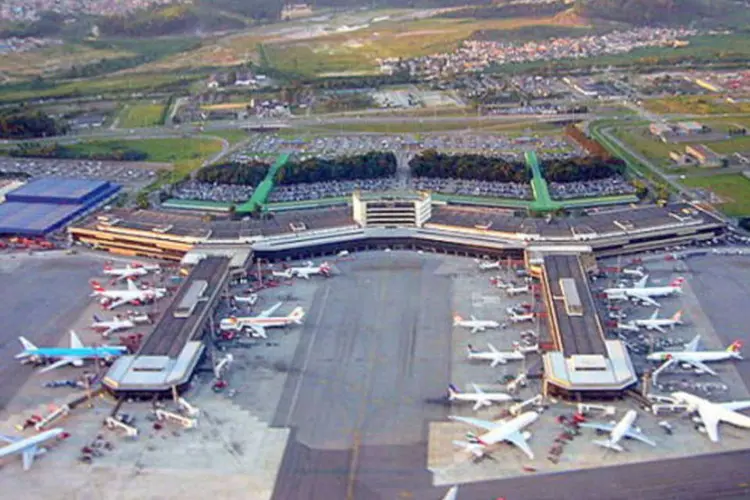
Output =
[
  {"x1": 508, "y1": 310, "x2": 534, "y2": 323},
  {"x1": 233, "y1": 293, "x2": 258, "y2": 306},
  {"x1": 16, "y1": 331, "x2": 128, "y2": 373},
  {"x1": 274, "y1": 262, "x2": 332, "y2": 280},
  {"x1": 622, "y1": 266, "x2": 646, "y2": 279},
  {"x1": 450, "y1": 411, "x2": 539, "y2": 460},
  {"x1": 478, "y1": 260, "x2": 502, "y2": 271},
  {"x1": 578, "y1": 410, "x2": 656, "y2": 451},
  {"x1": 219, "y1": 303, "x2": 305, "y2": 338},
  {"x1": 90, "y1": 314, "x2": 134, "y2": 337},
  {"x1": 442, "y1": 486, "x2": 458, "y2": 500},
  {"x1": 90, "y1": 280, "x2": 166, "y2": 310},
  {"x1": 447, "y1": 383, "x2": 514, "y2": 411},
  {"x1": 0, "y1": 428, "x2": 67, "y2": 471},
  {"x1": 604, "y1": 276, "x2": 685, "y2": 307},
  {"x1": 616, "y1": 321, "x2": 639, "y2": 333},
  {"x1": 648, "y1": 336, "x2": 743, "y2": 376},
  {"x1": 103, "y1": 262, "x2": 160, "y2": 281},
  {"x1": 627, "y1": 309, "x2": 683, "y2": 333},
  {"x1": 506, "y1": 284, "x2": 530, "y2": 296},
  {"x1": 467, "y1": 343, "x2": 525, "y2": 367},
  {"x1": 670, "y1": 391, "x2": 750, "y2": 442},
  {"x1": 453, "y1": 315, "x2": 500, "y2": 334}
]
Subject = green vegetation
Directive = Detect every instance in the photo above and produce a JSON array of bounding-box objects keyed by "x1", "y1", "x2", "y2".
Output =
[
  {"x1": 610, "y1": 127, "x2": 674, "y2": 167},
  {"x1": 410, "y1": 150, "x2": 531, "y2": 183},
  {"x1": 99, "y1": 3, "x2": 246, "y2": 37},
  {"x1": 277, "y1": 152, "x2": 397, "y2": 185},
  {"x1": 682, "y1": 174, "x2": 750, "y2": 216},
  {"x1": 574, "y1": 0, "x2": 745, "y2": 26},
  {"x1": 541, "y1": 157, "x2": 626, "y2": 182},
  {"x1": 492, "y1": 34, "x2": 750, "y2": 75},
  {"x1": 202, "y1": 129, "x2": 250, "y2": 146},
  {"x1": 117, "y1": 102, "x2": 166, "y2": 128},
  {"x1": 645, "y1": 96, "x2": 750, "y2": 115},
  {"x1": 196, "y1": 160, "x2": 270, "y2": 185},
  {"x1": 708, "y1": 136, "x2": 750, "y2": 155},
  {"x1": 0, "y1": 108, "x2": 68, "y2": 139}
]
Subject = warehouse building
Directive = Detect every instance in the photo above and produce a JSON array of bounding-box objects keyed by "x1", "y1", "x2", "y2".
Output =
[{"x1": 0, "y1": 178, "x2": 120, "y2": 236}]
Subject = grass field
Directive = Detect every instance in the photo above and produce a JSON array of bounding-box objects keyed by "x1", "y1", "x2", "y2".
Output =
[
  {"x1": 263, "y1": 16, "x2": 582, "y2": 76},
  {"x1": 704, "y1": 136, "x2": 750, "y2": 155},
  {"x1": 67, "y1": 137, "x2": 223, "y2": 175},
  {"x1": 611, "y1": 127, "x2": 675, "y2": 167},
  {"x1": 201, "y1": 129, "x2": 250, "y2": 145},
  {"x1": 645, "y1": 96, "x2": 750, "y2": 115},
  {"x1": 681, "y1": 174, "x2": 750, "y2": 216},
  {"x1": 117, "y1": 102, "x2": 166, "y2": 128}
]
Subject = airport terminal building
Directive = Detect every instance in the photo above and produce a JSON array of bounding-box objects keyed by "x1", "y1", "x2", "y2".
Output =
[{"x1": 86, "y1": 192, "x2": 725, "y2": 399}]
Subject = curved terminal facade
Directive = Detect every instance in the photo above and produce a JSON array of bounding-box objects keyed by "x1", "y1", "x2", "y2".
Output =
[{"x1": 76, "y1": 193, "x2": 725, "y2": 398}]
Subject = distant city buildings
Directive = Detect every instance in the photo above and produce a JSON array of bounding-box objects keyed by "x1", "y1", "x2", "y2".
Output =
[{"x1": 0, "y1": 0, "x2": 179, "y2": 22}]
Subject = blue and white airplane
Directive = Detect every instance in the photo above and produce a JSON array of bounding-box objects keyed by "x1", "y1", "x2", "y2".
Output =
[{"x1": 16, "y1": 331, "x2": 129, "y2": 373}]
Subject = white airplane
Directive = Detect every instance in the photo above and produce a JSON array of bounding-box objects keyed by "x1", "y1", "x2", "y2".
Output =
[
  {"x1": 233, "y1": 293, "x2": 258, "y2": 306},
  {"x1": 670, "y1": 391, "x2": 750, "y2": 442},
  {"x1": 0, "y1": 428, "x2": 67, "y2": 471},
  {"x1": 453, "y1": 314, "x2": 500, "y2": 334},
  {"x1": 648, "y1": 336, "x2": 743, "y2": 376},
  {"x1": 604, "y1": 276, "x2": 685, "y2": 307},
  {"x1": 90, "y1": 314, "x2": 135, "y2": 337},
  {"x1": 447, "y1": 383, "x2": 514, "y2": 411},
  {"x1": 622, "y1": 266, "x2": 646, "y2": 279},
  {"x1": 102, "y1": 262, "x2": 160, "y2": 281},
  {"x1": 489, "y1": 277, "x2": 511, "y2": 289},
  {"x1": 478, "y1": 260, "x2": 502, "y2": 271},
  {"x1": 450, "y1": 411, "x2": 539, "y2": 460},
  {"x1": 90, "y1": 280, "x2": 167, "y2": 310},
  {"x1": 627, "y1": 309, "x2": 683, "y2": 333},
  {"x1": 274, "y1": 261, "x2": 332, "y2": 280},
  {"x1": 219, "y1": 302, "x2": 305, "y2": 338},
  {"x1": 506, "y1": 284, "x2": 530, "y2": 296},
  {"x1": 16, "y1": 331, "x2": 128, "y2": 373},
  {"x1": 467, "y1": 343, "x2": 525, "y2": 366},
  {"x1": 616, "y1": 321, "x2": 639, "y2": 333},
  {"x1": 578, "y1": 410, "x2": 656, "y2": 452},
  {"x1": 508, "y1": 310, "x2": 534, "y2": 323}
]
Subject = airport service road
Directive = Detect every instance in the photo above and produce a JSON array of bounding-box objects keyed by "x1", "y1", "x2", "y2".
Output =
[
  {"x1": 682, "y1": 255, "x2": 750, "y2": 392},
  {"x1": 271, "y1": 253, "x2": 453, "y2": 500},
  {"x1": 0, "y1": 253, "x2": 102, "y2": 412}
]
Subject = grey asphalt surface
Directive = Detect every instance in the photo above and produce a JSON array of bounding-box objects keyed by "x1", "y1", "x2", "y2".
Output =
[
  {"x1": 271, "y1": 254, "x2": 452, "y2": 500},
  {"x1": 682, "y1": 255, "x2": 750, "y2": 390},
  {"x1": 0, "y1": 253, "x2": 101, "y2": 411},
  {"x1": 268, "y1": 252, "x2": 750, "y2": 500}
]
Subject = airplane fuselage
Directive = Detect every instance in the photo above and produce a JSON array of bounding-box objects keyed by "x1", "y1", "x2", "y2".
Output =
[
  {"x1": 648, "y1": 351, "x2": 740, "y2": 363},
  {"x1": 610, "y1": 410, "x2": 637, "y2": 444},
  {"x1": 21, "y1": 347, "x2": 127, "y2": 359},
  {"x1": 0, "y1": 428, "x2": 64, "y2": 461},
  {"x1": 456, "y1": 320, "x2": 499, "y2": 330},
  {"x1": 468, "y1": 351, "x2": 523, "y2": 364},
  {"x1": 673, "y1": 392, "x2": 750, "y2": 432},
  {"x1": 606, "y1": 286, "x2": 679, "y2": 300},
  {"x1": 481, "y1": 411, "x2": 538, "y2": 445}
]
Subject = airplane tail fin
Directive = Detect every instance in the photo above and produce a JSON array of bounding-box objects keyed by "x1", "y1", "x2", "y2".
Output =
[
  {"x1": 672, "y1": 310, "x2": 683, "y2": 323},
  {"x1": 17, "y1": 336, "x2": 37, "y2": 355},
  {"x1": 728, "y1": 340, "x2": 743, "y2": 354},
  {"x1": 466, "y1": 344, "x2": 476, "y2": 355},
  {"x1": 90, "y1": 280, "x2": 105, "y2": 293},
  {"x1": 453, "y1": 314, "x2": 463, "y2": 326},
  {"x1": 670, "y1": 277, "x2": 686, "y2": 288},
  {"x1": 93, "y1": 314, "x2": 102, "y2": 323},
  {"x1": 447, "y1": 384, "x2": 460, "y2": 399},
  {"x1": 288, "y1": 307, "x2": 305, "y2": 324},
  {"x1": 592, "y1": 440, "x2": 624, "y2": 452},
  {"x1": 320, "y1": 262, "x2": 332, "y2": 275}
]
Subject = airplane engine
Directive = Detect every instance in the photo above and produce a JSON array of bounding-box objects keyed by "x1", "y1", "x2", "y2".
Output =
[
  {"x1": 522, "y1": 431, "x2": 532, "y2": 440},
  {"x1": 73, "y1": 359, "x2": 84, "y2": 367}
]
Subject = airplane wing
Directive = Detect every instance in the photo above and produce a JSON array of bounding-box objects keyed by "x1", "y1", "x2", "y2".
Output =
[
  {"x1": 578, "y1": 422, "x2": 616, "y2": 433},
  {"x1": 247, "y1": 325, "x2": 267, "y2": 339},
  {"x1": 70, "y1": 331, "x2": 84, "y2": 350},
  {"x1": 107, "y1": 297, "x2": 130, "y2": 310},
  {"x1": 681, "y1": 359, "x2": 718, "y2": 376},
  {"x1": 631, "y1": 293, "x2": 660, "y2": 307},
  {"x1": 0, "y1": 433, "x2": 19, "y2": 444},
  {"x1": 471, "y1": 326, "x2": 484, "y2": 334},
  {"x1": 126, "y1": 280, "x2": 139, "y2": 293},
  {"x1": 449, "y1": 415, "x2": 497, "y2": 432},
  {"x1": 651, "y1": 324, "x2": 666, "y2": 334},
  {"x1": 684, "y1": 335, "x2": 701, "y2": 352},
  {"x1": 634, "y1": 275, "x2": 649, "y2": 288},
  {"x1": 442, "y1": 486, "x2": 458, "y2": 500},
  {"x1": 22, "y1": 445, "x2": 38, "y2": 471},
  {"x1": 720, "y1": 401, "x2": 750, "y2": 412},
  {"x1": 504, "y1": 430, "x2": 534, "y2": 459},
  {"x1": 649, "y1": 309, "x2": 660, "y2": 320},
  {"x1": 696, "y1": 406, "x2": 721, "y2": 442},
  {"x1": 624, "y1": 429, "x2": 657, "y2": 447},
  {"x1": 257, "y1": 302, "x2": 283, "y2": 318},
  {"x1": 490, "y1": 357, "x2": 507, "y2": 367},
  {"x1": 38, "y1": 357, "x2": 78, "y2": 373},
  {"x1": 471, "y1": 383, "x2": 485, "y2": 395}
]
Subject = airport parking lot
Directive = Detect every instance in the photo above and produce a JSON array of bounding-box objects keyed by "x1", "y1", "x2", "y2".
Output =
[{"x1": 0, "y1": 158, "x2": 166, "y2": 191}]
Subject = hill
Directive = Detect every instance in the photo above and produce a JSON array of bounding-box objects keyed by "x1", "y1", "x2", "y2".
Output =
[{"x1": 98, "y1": 3, "x2": 248, "y2": 37}]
